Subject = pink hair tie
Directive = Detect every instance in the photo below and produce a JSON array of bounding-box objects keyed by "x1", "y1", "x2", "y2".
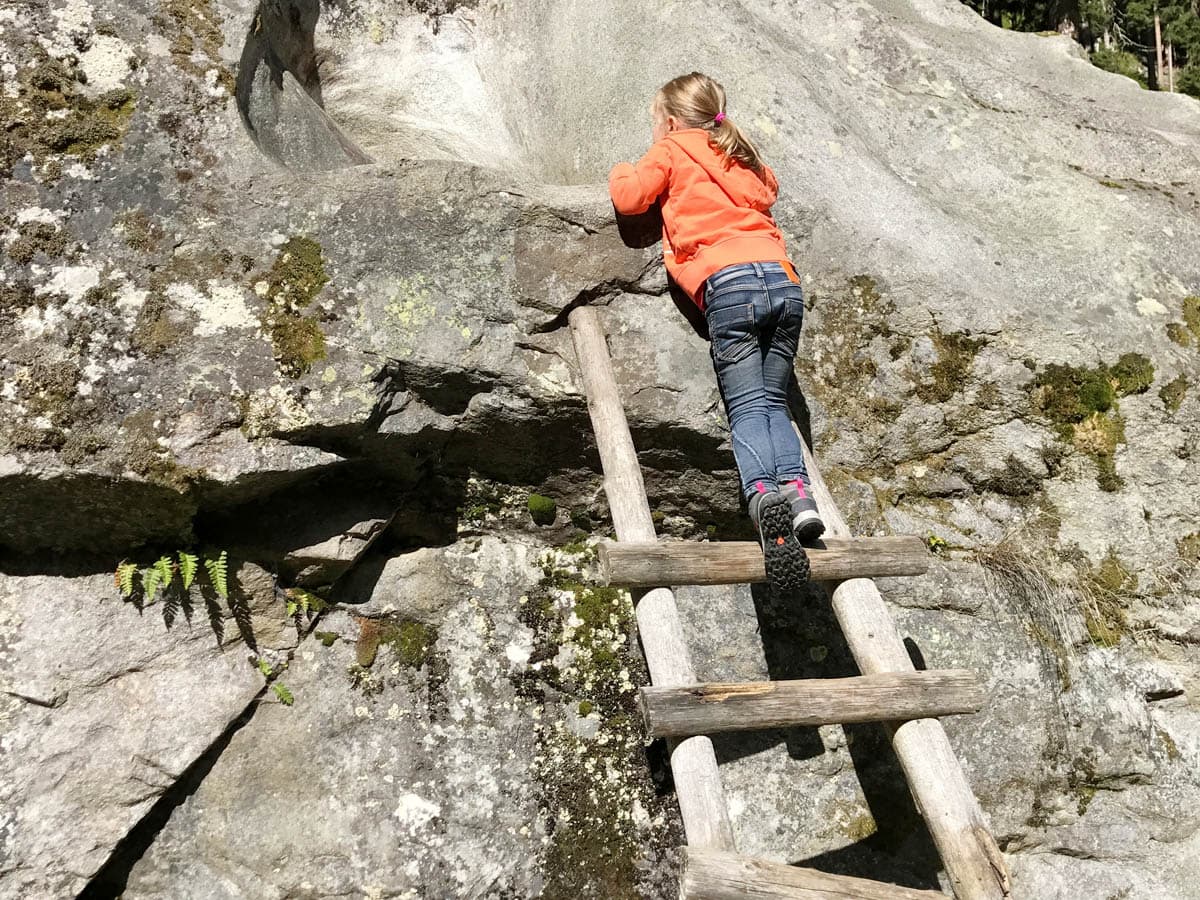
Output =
[{"x1": 713, "y1": 112, "x2": 726, "y2": 124}]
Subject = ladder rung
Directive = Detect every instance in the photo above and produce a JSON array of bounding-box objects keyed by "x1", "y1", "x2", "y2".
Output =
[
  {"x1": 682, "y1": 848, "x2": 948, "y2": 899},
  {"x1": 640, "y1": 670, "x2": 984, "y2": 739},
  {"x1": 598, "y1": 536, "x2": 928, "y2": 588}
]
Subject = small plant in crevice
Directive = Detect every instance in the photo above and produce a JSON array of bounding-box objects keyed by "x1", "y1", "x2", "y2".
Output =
[{"x1": 256, "y1": 657, "x2": 295, "y2": 707}]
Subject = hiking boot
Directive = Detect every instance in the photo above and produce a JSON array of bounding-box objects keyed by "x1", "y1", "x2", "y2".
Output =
[
  {"x1": 748, "y1": 488, "x2": 810, "y2": 594},
  {"x1": 781, "y1": 478, "x2": 825, "y2": 544}
]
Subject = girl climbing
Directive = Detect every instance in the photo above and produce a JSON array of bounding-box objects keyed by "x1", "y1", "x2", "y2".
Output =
[{"x1": 608, "y1": 71, "x2": 822, "y2": 593}]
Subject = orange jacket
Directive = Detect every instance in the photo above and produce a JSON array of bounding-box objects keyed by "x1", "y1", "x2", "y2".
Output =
[{"x1": 608, "y1": 129, "x2": 789, "y2": 307}]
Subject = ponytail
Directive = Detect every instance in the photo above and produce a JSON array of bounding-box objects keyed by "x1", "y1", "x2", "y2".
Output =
[
  {"x1": 709, "y1": 116, "x2": 764, "y2": 174},
  {"x1": 654, "y1": 72, "x2": 766, "y2": 174}
]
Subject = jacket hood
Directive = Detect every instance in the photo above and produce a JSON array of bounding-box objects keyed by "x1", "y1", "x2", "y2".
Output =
[{"x1": 664, "y1": 130, "x2": 776, "y2": 211}]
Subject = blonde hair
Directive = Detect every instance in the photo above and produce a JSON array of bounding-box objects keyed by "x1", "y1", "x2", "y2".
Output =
[{"x1": 653, "y1": 72, "x2": 765, "y2": 173}]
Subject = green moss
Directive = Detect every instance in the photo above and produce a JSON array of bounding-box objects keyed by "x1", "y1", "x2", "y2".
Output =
[
  {"x1": 528, "y1": 493, "x2": 558, "y2": 526},
  {"x1": 380, "y1": 619, "x2": 437, "y2": 669},
  {"x1": 1083, "y1": 550, "x2": 1133, "y2": 646},
  {"x1": 1109, "y1": 353, "x2": 1154, "y2": 395},
  {"x1": 314, "y1": 631, "x2": 339, "y2": 647},
  {"x1": 0, "y1": 51, "x2": 136, "y2": 178},
  {"x1": 915, "y1": 330, "x2": 986, "y2": 403},
  {"x1": 1032, "y1": 363, "x2": 1116, "y2": 430},
  {"x1": 1167, "y1": 322, "x2": 1192, "y2": 347},
  {"x1": 121, "y1": 410, "x2": 199, "y2": 491},
  {"x1": 1158, "y1": 727, "x2": 1182, "y2": 761},
  {"x1": 7, "y1": 422, "x2": 66, "y2": 452},
  {"x1": 355, "y1": 616, "x2": 436, "y2": 670},
  {"x1": 116, "y1": 208, "x2": 164, "y2": 252},
  {"x1": 1160, "y1": 375, "x2": 1188, "y2": 412},
  {"x1": 1030, "y1": 359, "x2": 1145, "y2": 491},
  {"x1": 1178, "y1": 533, "x2": 1200, "y2": 563},
  {"x1": 1184, "y1": 296, "x2": 1200, "y2": 341},
  {"x1": 262, "y1": 237, "x2": 329, "y2": 309},
  {"x1": 157, "y1": 0, "x2": 236, "y2": 94},
  {"x1": 524, "y1": 550, "x2": 670, "y2": 900},
  {"x1": 256, "y1": 237, "x2": 329, "y2": 378},
  {"x1": 132, "y1": 290, "x2": 186, "y2": 356},
  {"x1": 844, "y1": 812, "x2": 878, "y2": 841},
  {"x1": 8, "y1": 221, "x2": 68, "y2": 265}
]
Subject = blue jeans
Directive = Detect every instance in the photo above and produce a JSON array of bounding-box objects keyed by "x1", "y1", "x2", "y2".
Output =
[{"x1": 704, "y1": 262, "x2": 809, "y2": 501}]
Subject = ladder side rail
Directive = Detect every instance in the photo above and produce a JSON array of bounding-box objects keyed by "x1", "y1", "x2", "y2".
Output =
[
  {"x1": 800, "y1": 432, "x2": 1011, "y2": 900},
  {"x1": 569, "y1": 306, "x2": 735, "y2": 852}
]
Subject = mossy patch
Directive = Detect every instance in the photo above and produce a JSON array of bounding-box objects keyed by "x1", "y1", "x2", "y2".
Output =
[
  {"x1": 521, "y1": 548, "x2": 680, "y2": 898},
  {"x1": 255, "y1": 236, "x2": 329, "y2": 378},
  {"x1": 355, "y1": 615, "x2": 437, "y2": 670},
  {"x1": 132, "y1": 290, "x2": 188, "y2": 356},
  {"x1": 914, "y1": 330, "x2": 986, "y2": 403},
  {"x1": 0, "y1": 50, "x2": 136, "y2": 178},
  {"x1": 795, "y1": 274, "x2": 896, "y2": 426},
  {"x1": 1166, "y1": 297, "x2": 1200, "y2": 347},
  {"x1": 528, "y1": 493, "x2": 558, "y2": 526},
  {"x1": 8, "y1": 221, "x2": 69, "y2": 265},
  {"x1": 1160, "y1": 375, "x2": 1188, "y2": 412},
  {"x1": 155, "y1": 0, "x2": 236, "y2": 95},
  {"x1": 1178, "y1": 533, "x2": 1200, "y2": 563},
  {"x1": 1030, "y1": 357, "x2": 1152, "y2": 492},
  {"x1": 116, "y1": 208, "x2": 165, "y2": 253},
  {"x1": 1082, "y1": 549, "x2": 1134, "y2": 647},
  {"x1": 120, "y1": 410, "x2": 200, "y2": 491}
]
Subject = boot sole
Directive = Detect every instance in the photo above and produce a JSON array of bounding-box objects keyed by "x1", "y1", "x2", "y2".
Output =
[
  {"x1": 792, "y1": 510, "x2": 826, "y2": 545},
  {"x1": 759, "y1": 494, "x2": 810, "y2": 594}
]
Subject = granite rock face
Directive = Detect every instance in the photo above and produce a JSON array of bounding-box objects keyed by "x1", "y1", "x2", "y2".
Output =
[{"x1": 2, "y1": 0, "x2": 1199, "y2": 896}]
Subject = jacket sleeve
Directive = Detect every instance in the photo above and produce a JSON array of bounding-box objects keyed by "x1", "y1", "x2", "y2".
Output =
[
  {"x1": 760, "y1": 163, "x2": 780, "y2": 205},
  {"x1": 608, "y1": 142, "x2": 672, "y2": 214}
]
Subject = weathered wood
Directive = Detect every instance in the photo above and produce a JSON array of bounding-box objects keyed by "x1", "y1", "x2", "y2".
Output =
[
  {"x1": 798, "y1": 428, "x2": 1012, "y2": 900},
  {"x1": 568, "y1": 306, "x2": 735, "y2": 852},
  {"x1": 641, "y1": 670, "x2": 984, "y2": 739},
  {"x1": 599, "y1": 536, "x2": 928, "y2": 587},
  {"x1": 682, "y1": 849, "x2": 948, "y2": 899}
]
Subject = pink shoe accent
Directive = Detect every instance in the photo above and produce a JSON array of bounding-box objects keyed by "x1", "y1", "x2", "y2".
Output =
[
  {"x1": 755, "y1": 481, "x2": 767, "y2": 493},
  {"x1": 786, "y1": 478, "x2": 807, "y2": 499}
]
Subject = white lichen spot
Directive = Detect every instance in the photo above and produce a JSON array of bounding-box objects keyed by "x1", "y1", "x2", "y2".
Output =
[
  {"x1": 393, "y1": 793, "x2": 440, "y2": 834},
  {"x1": 167, "y1": 280, "x2": 257, "y2": 336},
  {"x1": 36, "y1": 264, "x2": 100, "y2": 302},
  {"x1": 80, "y1": 34, "x2": 133, "y2": 94},
  {"x1": 16, "y1": 207, "x2": 60, "y2": 226},
  {"x1": 1136, "y1": 296, "x2": 1168, "y2": 316}
]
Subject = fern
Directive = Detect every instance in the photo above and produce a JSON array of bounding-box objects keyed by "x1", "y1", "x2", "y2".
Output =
[
  {"x1": 286, "y1": 587, "x2": 326, "y2": 616},
  {"x1": 116, "y1": 562, "x2": 138, "y2": 598},
  {"x1": 178, "y1": 552, "x2": 198, "y2": 590},
  {"x1": 272, "y1": 682, "x2": 294, "y2": 706},
  {"x1": 142, "y1": 564, "x2": 163, "y2": 602},
  {"x1": 154, "y1": 555, "x2": 174, "y2": 588},
  {"x1": 204, "y1": 551, "x2": 229, "y2": 599},
  {"x1": 256, "y1": 658, "x2": 273, "y2": 678}
]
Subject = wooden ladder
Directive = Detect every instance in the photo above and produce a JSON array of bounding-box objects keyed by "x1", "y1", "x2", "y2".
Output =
[{"x1": 568, "y1": 307, "x2": 1012, "y2": 900}]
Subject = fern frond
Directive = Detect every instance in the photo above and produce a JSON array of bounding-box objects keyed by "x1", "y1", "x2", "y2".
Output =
[
  {"x1": 154, "y1": 555, "x2": 174, "y2": 589},
  {"x1": 287, "y1": 587, "x2": 325, "y2": 616},
  {"x1": 204, "y1": 551, "x2": 229, "y2": 599},
  {"x1": 285, "y1": 599, "x2": 298, "y2": 617},
  {"x1": 178, "y1": 552, "x2": 198, "y2": 590},
  {"x1": 272, "y1": 682, "x2": 294, "y2": 706},
  {"x1": 116, "y1": 562, "x2": 138, "y2": 598},
  {"x1": 142, "y1": 565, "x2": 163, "y2": 602},
  {"x1": 256, "y1": 658, "x2": 272, "y2": 678}
]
